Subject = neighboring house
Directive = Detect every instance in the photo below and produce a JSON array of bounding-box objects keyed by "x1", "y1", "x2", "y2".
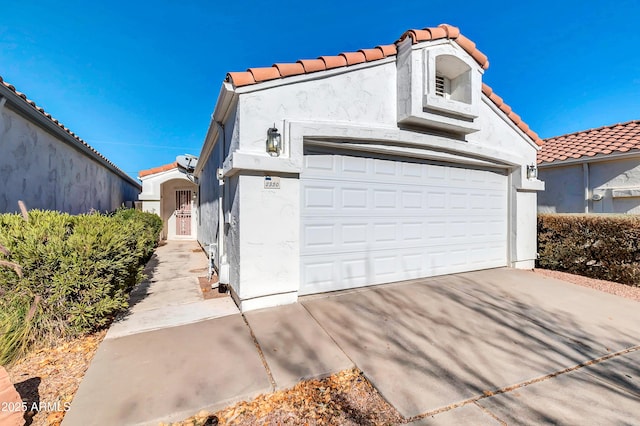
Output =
[
  {"x1": 537, "y1": 120, "x2": 640, "y2": 214},
  {"x1": 0, "y1": 75, "x2": 140, "y2": 214},
  {"x1": 195, "y1": 23, "x2": 545, "y2": 311},
  {"x1": 138, "y1": 161, "x2": 198, "y2": 240}
]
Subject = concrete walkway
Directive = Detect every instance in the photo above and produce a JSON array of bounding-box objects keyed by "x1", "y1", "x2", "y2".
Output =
[
  {"x1": 106, "y1": 241, "x2": 238, "y2": 339},
  {"x1": 63, "y1": 241, "x2": 244, "y2": 425},
  {"x1": 63, "y1": 247, "x2": 640, "y2": 425}
]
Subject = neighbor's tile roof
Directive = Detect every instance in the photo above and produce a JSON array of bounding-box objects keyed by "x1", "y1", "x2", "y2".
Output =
[
  {"x1": 139, "y1": 162, "x2": 178, "y2": 177},
  {"x1": 224, "y1": 24, "x2": 542, "y2": 146},
  {"x1": 0, "y1": 75, "x2": 134, "y2": 181},
  {"x1": 538, "y1": 120, "x2": 640, "y2": 165}
]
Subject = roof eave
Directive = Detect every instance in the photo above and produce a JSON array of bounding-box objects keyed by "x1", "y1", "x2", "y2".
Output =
[
  {"x1": 195, "y1": 81, "x2": 237, "y2": 176},
  {"x1": 538, "y1": 150, "x2": 640, "y2": 168}
]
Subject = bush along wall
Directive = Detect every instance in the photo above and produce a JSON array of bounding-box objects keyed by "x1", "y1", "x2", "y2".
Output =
[
  {"x1": 537, "y1": 214, "x2": 640, "y2": 286},
  {"x1": 0, "y1": 207, "x2": 162, "y2": 365}
]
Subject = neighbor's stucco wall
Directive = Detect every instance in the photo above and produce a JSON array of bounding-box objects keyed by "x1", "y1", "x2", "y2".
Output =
[
  {"x1": 539, "y1": 156, "x2": 640, "y2": 214},
  {"x1": 537, "y1": 164, "x2": 584, "y2": 213},
  {"x1": 0, "y1": 106, "x2": 139, "y2": 213}
]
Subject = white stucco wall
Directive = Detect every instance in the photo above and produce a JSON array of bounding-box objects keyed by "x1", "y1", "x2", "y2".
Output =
[
  {"x1": 537, "y1": 165, "x2": 584, "y2": 213},
  {"x1": 197, "y1": 39, "x2": 543, "y2": 311},
  {"x1": 539, "y1": 155, "x2": 640, "y2": 214},
  {"x1": 0, "y1": 102, "x2": 139, "y2": 213}
]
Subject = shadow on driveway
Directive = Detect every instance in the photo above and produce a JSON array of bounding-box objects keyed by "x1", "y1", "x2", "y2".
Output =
[{"x1": 283, "y1": 268, "x2": 640, "y2": 422}]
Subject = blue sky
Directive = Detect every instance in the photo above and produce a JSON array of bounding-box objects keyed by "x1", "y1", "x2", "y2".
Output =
[{"x1": 1, "y1": 1, "x2": 639, "y2": 179}]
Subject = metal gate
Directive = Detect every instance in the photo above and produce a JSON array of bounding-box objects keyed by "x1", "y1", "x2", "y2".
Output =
[{"x1": 175, "y1": 190, "x2": 192, "y2": 236}]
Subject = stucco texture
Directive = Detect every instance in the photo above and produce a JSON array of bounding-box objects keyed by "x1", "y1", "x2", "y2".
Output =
[
  {"x1": 198, "y1": 39, "x2": 542, "y2": 311},
  {"x1": 0, "y1": 107, "x2": 139, "y2": 214},
  {"x1": 538, "y1": 156, "x2": 640, "y2": 214}
]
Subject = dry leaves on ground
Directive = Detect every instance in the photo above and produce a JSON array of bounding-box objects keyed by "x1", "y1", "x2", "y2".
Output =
[
  {"x1": 6, "y1": 330, "x2": 106, "y2": 426},
  {"x1": 168, "y1": 368, "x2": 404, "y2": 426}
]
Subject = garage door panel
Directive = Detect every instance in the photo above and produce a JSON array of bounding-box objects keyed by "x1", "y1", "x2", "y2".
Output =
[
  {"x1": 341, "y1": 155, "x2": 367, "y2": 173},
  {"x1": 302, "y1": 217, "x2": 505, "y2": 255},
  {"x1": 301, "y1": 152, "x2": 508, "y2": 295},
  {"x1": 301, "y1": 242, "x2": 507, "y2": 294}
]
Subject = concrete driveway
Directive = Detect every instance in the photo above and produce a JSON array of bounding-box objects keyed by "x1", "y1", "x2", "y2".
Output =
[
  {"x1": 300, "y1": 268, "x2": 640, "y2": 424},
  {"x1": 64, "y1": 263, "x2": 639, "y2": 425}
]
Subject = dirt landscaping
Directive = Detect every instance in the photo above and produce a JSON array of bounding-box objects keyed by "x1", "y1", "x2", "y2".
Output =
[
  {"x1": 6, "y1": 330, "x2": 106, "y2": 426},
  {"x1": 166, "y1": 368, "x2": 404, "y2": 426}
]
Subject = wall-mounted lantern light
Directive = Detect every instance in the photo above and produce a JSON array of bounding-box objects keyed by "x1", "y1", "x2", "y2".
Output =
[
  {"x1": 526, "y1": 164, "x2": 538, "y2": 180},
  {"x1": 266, "y1": 125, "x2": 282, "y2": 157}
]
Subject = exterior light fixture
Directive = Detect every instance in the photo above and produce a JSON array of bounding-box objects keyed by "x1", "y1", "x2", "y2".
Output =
[
  {"x1": 526, "y1": 164, "x2": 538, "y2": 180},
  {"x1": 266, "y1": 125, "x2": 282, "y2": 157}
]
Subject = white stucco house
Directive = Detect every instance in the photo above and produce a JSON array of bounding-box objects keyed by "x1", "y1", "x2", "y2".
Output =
[
  {"x1": 0, "y1": 75, "x2": 140, "y2": 213},
  {"x1": 138, "y1": 162, "x2": 199, "y2": 240},
  {"x1": 537, "y1": 120, "x2": 640, "y2": 214},
  {"x1": 195, "y1": 23, "x2": 545, "y2": 312}
]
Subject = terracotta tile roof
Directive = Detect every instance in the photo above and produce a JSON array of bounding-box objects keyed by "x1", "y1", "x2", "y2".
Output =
[
  {"x1": 139, "y1": 162, "x2": 178, "y2": 177},
  {"x1": 538, "y1": 120, "x2": 640, "y2": 165},
  {"x1": 0, "y1": 74, "x2": 135, "y2": 182},
  {"x1": 225, "y1": 24, "x2": 479, "y2": 88},
  {"x1": 224, "y1": 23, "x2": 542, "y2": 146}
]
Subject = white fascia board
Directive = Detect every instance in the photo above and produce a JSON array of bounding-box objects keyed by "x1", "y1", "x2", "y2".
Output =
[
  {"x1": 233, "y1": 57, "x2": 395, "y2": 94},
  {"x1": 482, "y1": 96, "x2": 541, "y2": 151},
  {"x1": 195, "y1": 82, "x2": 237, "y2": 176},
  {"x1": 538, "y1": 151, "x2": 640, "y2": 168}
]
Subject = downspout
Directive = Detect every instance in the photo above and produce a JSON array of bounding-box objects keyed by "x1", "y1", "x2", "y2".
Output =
[
  {"x1": 0, "y1": 96, "x2": 6, "y2": 110},
  {"x1": 583, "y1": 163, "x2": 590, "y2": 213},
  {"x1": 215, "y1": 120, "x2": 229, "y2": 286}
]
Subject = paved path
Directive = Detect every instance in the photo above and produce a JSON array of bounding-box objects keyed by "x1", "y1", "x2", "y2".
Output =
[
  {"x1": 106, "y1": 241, "x2": 238, "y2": 339},
  {"x1": 63, "y1": 246, "x2": 640, "y2": 425},
  {"x1": 63, "y1": 241, "x2": 245, "y2": 425}
]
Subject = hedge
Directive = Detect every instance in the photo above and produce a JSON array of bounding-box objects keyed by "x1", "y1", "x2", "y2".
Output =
[
  {"x1": 537, "y1": 214, "x2": 640, "y2": 286},
  {"x1": 0, "y1": 208, "x2": 162, "y2": 364}
]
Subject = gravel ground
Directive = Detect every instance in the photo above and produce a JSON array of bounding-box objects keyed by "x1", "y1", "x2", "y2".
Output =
[{"x1": 533, "y1": 268, "x2": 640, "y2": 302}]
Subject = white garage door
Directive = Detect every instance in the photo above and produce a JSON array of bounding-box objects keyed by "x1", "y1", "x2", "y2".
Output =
[{"x1": 300, "y1": 151, "x2": 508, "y2": 295}]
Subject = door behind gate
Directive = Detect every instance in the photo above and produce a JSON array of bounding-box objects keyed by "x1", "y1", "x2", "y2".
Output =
[{"x1": 175, "y1": 190, "x2": 191, "y2": 236}]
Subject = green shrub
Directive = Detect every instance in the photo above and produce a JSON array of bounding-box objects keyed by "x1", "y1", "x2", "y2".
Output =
[
  {"x1": 537, "y1": 214, "x2": 640, "y2": 286},
  {"x1": 0, "y1": 208, "x2": 162, "y2": 364}
]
